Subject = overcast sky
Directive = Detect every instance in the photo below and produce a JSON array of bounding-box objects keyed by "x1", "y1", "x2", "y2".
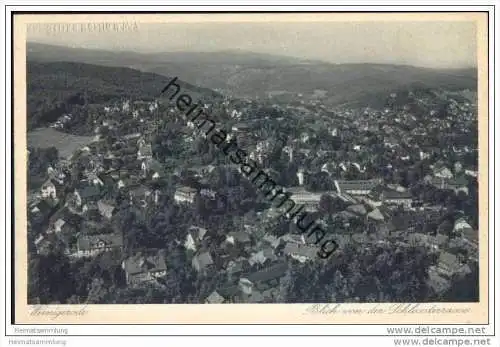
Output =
[{"x1": 28, "y1": 21, "x2": 477, "y2": 68}]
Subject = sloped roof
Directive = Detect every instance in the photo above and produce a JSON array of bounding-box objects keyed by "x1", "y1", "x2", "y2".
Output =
[
  {"x1": 227, "y1": 231, "x2": 252, "y2": 243},
  {"x1": 263, "y1": 234, "x2": 281, "y2": 248},
  {"x1": 284, "y1": 243, "x2": 318, "y2": 260},
  {"x1": 439, "y1": 252, "x2": 460, "y2": 270},
  {"x1": 336, "y1": 210, "x2": 358, "y2": 220},
  {"x1": 427, "y1": 269, "x2": 451, "y2": 294},
  {"x1": 79, "y1": 185, "x2": 101, "y2": 199},
  {"x1": 426, "y1": 177, "x2": 468, "y2": 189},
  {"x1": 138, "y1": 144, "x2": 153, "y2": 156},
  {"x1": 188, "y1": 225, "x2": 208, "y2": 241},
  {"x1": 367, "y1": 184, "x2": 386, "y2": 200},
  {"x1": 129, "y1": 184, "x2": 151, "y2": 197},
  {"x1": 232, "y1": 122, "x2": 253, "y2": 130},
  {"x1": 382, "y1": 189, "x2": 413, "y2": 200},
  {"x1": 249, "y1": 248, "x2": 277, "y2": 265},
  {"x1": 346, "y1": 204, "x2": 367, "y2": 215},
  {"x1": 97, "y1": 200, "x2": 115, "y2": 217},
  {"x1": 367, "y1": 208, "x2": 385, "y2": 221},
  {"x1": 217, "y1": 284, "x2": 240, "y2": 299},
  {"x1": 123, "y1": 252, "x2": 167, "y2": 275},
  {"x1": 246, "y1": 262, "x2": 288, "y2": 283},
  {"x1": 77, "y1": 233, "x2": 123, "y2": 251},
  {"x1": 205, "y1": 291, "x2": 225, "y2": 304},
  {"x1": 53, "y1": 218, "x2": 66, "y2": 230},
  {"x1": 335, "y1": 179, "x2": 383, "y2": 191},
  {"x1": 176, "y1": 186, "x2": 198, "y2": 194}
]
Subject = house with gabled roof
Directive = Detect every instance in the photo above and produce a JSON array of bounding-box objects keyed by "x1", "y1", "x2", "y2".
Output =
[
  {"x1": 380, "y1": 189, "x2": 413, "y2": 207},
  {"x1": 367, "y1": 208, "x2": 385, "y2": 222},
  {"x1": 282, "y1": 187, "x2": 327, "y2": 207},
  {"x1": 205, "y1": 290, "x2": 225, "y2": 304},
  {"x1": 239, "y1": 262, "x2": 289, "y2": 294},
  {"x1": 436, "y1": 251, "x2": 472, "y2": 279},
  {"x1": 122, "y1": 252, "x2": 167, "y2": 286},
  {"x1": 75, "y1": 232, "x2": 123, "y2": 258}
]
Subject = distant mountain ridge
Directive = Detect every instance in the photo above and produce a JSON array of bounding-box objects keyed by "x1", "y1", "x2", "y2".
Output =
[
  {"x1": 27, "y1": 42, "x2": 315, "y2": 66},
  {"x1": 27, "y1": 42, "x2": 477, "y2": 107}
]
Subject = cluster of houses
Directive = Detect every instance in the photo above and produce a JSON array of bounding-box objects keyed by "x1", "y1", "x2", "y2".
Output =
[
  {"x1": 168, "y1": 161, "x2": 477, "y2": 301},
  {"x1": 28, "y1": 89, "x2": 479, "y2": 302}
]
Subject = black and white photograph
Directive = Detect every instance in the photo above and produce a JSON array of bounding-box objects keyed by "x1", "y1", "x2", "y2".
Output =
[
  {"x1": 23, "y1": 14, "x2": 482, "y2": 308},
  {"x1": 5, "y1": 10, "x2": 492, "y2": 337}
]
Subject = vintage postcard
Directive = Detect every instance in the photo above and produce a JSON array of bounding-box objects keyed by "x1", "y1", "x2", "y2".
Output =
[{"x1": 12, "y1": 11, "x2": 489, "y2": 325}]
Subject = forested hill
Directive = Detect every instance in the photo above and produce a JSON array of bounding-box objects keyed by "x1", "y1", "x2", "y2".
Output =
[{"x1": 27, "y1": 61, "x2": 221, "y2": 130}]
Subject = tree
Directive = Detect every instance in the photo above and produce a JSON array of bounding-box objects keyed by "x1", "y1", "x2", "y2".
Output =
[
  {"x1": 28, "y1": 253, "x2": 75, "y2": 304},
  {"x1": 86, "y1": 278, "x2": 109, "y2": 304}
]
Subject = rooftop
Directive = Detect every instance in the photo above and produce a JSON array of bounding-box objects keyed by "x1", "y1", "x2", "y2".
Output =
[
  {"x1": 245, "y1": 262, "x2": 288, "y2": 283},
  {"x1": 176, "y1": 186, "x2": 198, "y2": 194},
  {"x1": 335, "y1": 179, "x2": 383, "y2": 192},
  {"x1": 123, "y1": 252, "x2": 167, "y2": 275},
  {"x1": 77, "y1": 232, "x2": 123, "y2": 251}
]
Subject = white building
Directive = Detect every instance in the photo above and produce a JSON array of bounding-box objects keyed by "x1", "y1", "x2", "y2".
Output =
[{"x1": 174, "y1": 186, "x2": 197, "y2": 204}]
